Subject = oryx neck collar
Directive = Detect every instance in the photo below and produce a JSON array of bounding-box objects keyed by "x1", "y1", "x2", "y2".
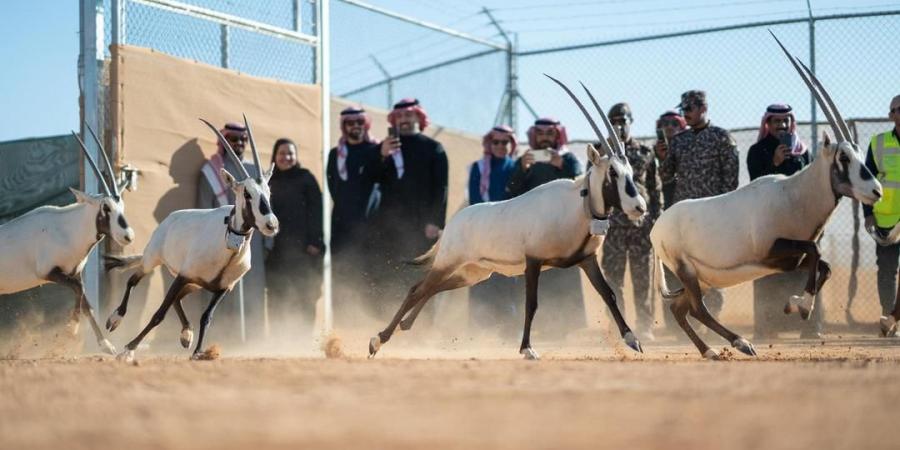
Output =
[{"x1": 581, "y1": 167, "x2": 609, "y2": 221}]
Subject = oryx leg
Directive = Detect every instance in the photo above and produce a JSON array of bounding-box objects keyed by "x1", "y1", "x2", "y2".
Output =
[
  {"x1": 579, "y1": 257, "x2": 642, "y2": 353},
  {"x1": 399, "y1": 265, "x2": 491, "y2": 331},
  {"x1": 118, "y1": 275, "x2": 187, "y2": 362},
  {"x1": 191, "y1": 289, "x2": 228, "y2": 360},
  {"x1": 46, "y1": 267, "x2": 116, "y2": 355},
  {"x1": 689, "y1": 298, "x2": 756, "y2": 357},
  {"x1": 670, "y1": 264, "x2": 717, "y2": 359},
  {"x1": 519, "y1": 258, "x2": 542, "y2": 360},
  {"x1": 107, "y1": 270, "x2": 148, "y2": 332},
  {"x1": 766, "y1": 238, "x2": 830, "y2": 320},
  {"x1": 368, "y1": 269, "x2": 453, "y2": 357},
  {"x1": 173, "y1": 284, "x2": 200, "y2": 348}
]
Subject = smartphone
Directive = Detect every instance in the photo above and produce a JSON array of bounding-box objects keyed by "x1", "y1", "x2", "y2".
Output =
[
  {"x1": 387, "y1": 126, "x2": 397, "y2": 139},
  {"x1": 656, "y1": 128, "x2": 668, "y2": 147},
  {"x1": 778, "y1": 132, "x2": 797, "y2": 154},
  {"x1": 532, "y1": 149, "x2": 553, "y2": 163}
]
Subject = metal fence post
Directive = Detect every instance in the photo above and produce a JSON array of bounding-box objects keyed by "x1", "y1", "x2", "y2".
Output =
[
  {"x1": 220, "y1": 24, "x2": 229, "y2": 69},
  {"x1": 370, "y1": 55, "x2": 393, "y2": 108},
  {"x1": 807, "y1": 0, "x2": 818, "y2": 155},
  {"x1": 317, "y1": 0, "x2": 333, "y2": 336}
]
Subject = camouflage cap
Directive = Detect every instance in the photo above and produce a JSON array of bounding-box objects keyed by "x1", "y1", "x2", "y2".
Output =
[{"x1": 678, "y1": 90, "x2": 707, "y2": 109}]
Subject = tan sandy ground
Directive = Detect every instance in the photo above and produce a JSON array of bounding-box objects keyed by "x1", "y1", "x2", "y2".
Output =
[{"x1": 2, "y1": 335, "x2": 900, "y2": 450}]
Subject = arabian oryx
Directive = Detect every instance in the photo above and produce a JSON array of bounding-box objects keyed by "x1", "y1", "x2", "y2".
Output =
[
  {"x1": 104, "y1": 115, "x2": 279, "y2": 362},
  {"x1": 0, "y1": 125, "x2": 134, "y2": 354},
  {"x1": 368, "y1": 75, "x2": 648, "y2": 360},
  {"x1": 650, "y1": 33, "x2": 883, "y2": 359}
]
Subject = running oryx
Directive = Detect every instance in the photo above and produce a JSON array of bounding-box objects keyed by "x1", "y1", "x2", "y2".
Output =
[
  {"x1": 105, "y1": 115, "x2": 279, "y2": 362},
  {"x1": 368, "y1": 75, "x2": 647, "y2": 360},
  {"x1": 0, "y1": 125, "x2": 134, "y2": 354},
  {"x1": 650, "y1": 32, "x2": 883, "y2": 359}
]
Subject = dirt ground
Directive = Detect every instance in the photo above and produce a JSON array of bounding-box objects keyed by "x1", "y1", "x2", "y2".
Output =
[{"x1": 2, "y1": 333, "x2": 900, "y2": 450}]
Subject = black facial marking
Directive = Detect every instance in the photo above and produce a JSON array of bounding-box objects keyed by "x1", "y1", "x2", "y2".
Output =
[
  {"x1": 860, "y1": 164, "x2": 874, "y2": 180},
  {"x1": 258, "y1": 196, "x2": 271, "y2": 216},
  {"x1": 117, "y1": 215, "x2": 128, "y2": 229},
  {"x1": 624, "y1": 177, "x2": 638, "y2": 198}
]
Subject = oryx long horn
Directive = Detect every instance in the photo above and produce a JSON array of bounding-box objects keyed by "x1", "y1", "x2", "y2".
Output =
[
  {"x1": 84, "y1": 123, "x2": 120, "y2": 199},
  {"x1": 796, "y1": 58, "x2": 854, "y2": 144},
  {"x1": 770, "y1": 30, "x2": 847, "y2": 143},
  {"x1": 199, "y1": 118, "x2": 251, "y2": 180},
  {"x1": 71, "y1": 131, "x2": 113, "y2": 198},
  {"x1": 544, "y1": 73, "x2": 613, "y2": 157},
  {"x1": 242, "y1": 113, "x2": 263, "y2": 183},
  {"x1": 580, "y1": 81, "x2": 625, "y2": 158}
]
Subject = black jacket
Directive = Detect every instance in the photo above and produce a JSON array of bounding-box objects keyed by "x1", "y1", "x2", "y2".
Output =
[
  {"x1": 746, "y1": 134, "x2": 810, "y2": 181},
  {"x1": 267, "y1": 165, "x2": 324, "y2": 258},
  {"x1": 326, "y1": 142, "x2": 380, "y2": 254}
]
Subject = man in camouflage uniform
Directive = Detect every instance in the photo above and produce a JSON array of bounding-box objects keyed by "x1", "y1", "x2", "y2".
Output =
[
  {"x1": 658, "y1": 90, "x2": 739, "y2": 317},
  {"x1": 601, "y1": 103, "x2": 661, "y2": 341}
]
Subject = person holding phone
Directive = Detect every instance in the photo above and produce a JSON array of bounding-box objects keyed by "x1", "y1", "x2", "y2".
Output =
[
  {"x1": 747, "y1": 104, "x2": 810, "y2": 180},
  {"x1": 367, "y1": 98, "x2": 449, "y2": 320},
  {"x1": 600, "y1": 103, "x2": 661, "y2": 341},
  {"x1": 505, "y1": 117, "x2": 586, "y2": 339},
  {"x1": 746, "y1": 103, "x2": 819, "y2": 339},
  {"x1": 654, "y1": 110, "x2": 687, "y2": 211}
]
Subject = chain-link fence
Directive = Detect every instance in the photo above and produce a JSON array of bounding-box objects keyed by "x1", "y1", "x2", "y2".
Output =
[{"x1": 335, "y1": 7, "x2": 900, "y2": 333}]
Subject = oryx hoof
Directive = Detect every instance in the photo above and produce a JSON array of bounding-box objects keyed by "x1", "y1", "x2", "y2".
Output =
[
  {"x1": 880, "y1": 316, "x2": 898, "y2": 338},
  {"x1": 106, "y1": 311, "x2": 123, "y2": 332},
  {"x1": 180, "y1": 328, "x2": 194, "y2": 349},
  {"x1": 785, "y1": 293, "x2": 814, "y2": 320},
  {"x1": 117, "y1": 349, "x2": 135, "y2": 363},
  {"x1": 623, "y1": 331, "x2": 643, "y2": 353},
  {"x1": 368, "y1": 336, "x2": 383, "y2": 358},
  {"x1": 703, "y1": 348, "x2": 720, "y2": 360},
  {"x1": 99, "y1": 338, "x2": 117, "y2": 355},
  {"x1": 520, "y1": 347, "x2": 540, "y2": 360},
  {"x1": 732, "y1": 337, "x2": 757, "y2": 356}
]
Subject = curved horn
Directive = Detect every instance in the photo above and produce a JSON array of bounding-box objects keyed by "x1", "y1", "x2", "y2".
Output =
[
  {"x1": 84, "y1": 123, "x2": 120, "y2": 199},
  {"x1": 199, "y1": 118, "x2": 251, "y2": 180},
  {"x1": 242, "y1": 113, "x2": 263, "y2": 183},
  {"x1": 796, "y1": 58, "x2": 854, "y2": 144},
  {"x1": 544, "y1": 73, "x2": 614, "y2": 156},
  {"x1": 579, "y1": 81, "x2": 625, "y2": 157},
  {"x1": 770, "y1": 30, "x2": 847, "y2": 143},
  {"x1": 71, "y1": 131, "x2": 113, "y2": 198}
]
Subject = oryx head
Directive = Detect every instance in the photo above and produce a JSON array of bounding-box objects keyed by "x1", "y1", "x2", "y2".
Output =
[
  {"x1": 772, "y1": 32, "x2": 882, "y2": 205},
  {"x1": 546, "y1": 74, "x2": 647, "y2": 222},
  {"x1": 201, "y1": 115, "x2": 280, "y2": 237},
  {"x1": 71, "y1": 125, "x2": 135, "y2": 246}
]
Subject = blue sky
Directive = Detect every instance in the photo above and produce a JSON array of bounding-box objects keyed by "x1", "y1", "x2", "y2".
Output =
[{"x1": 1, "y1": 0, "x2": 897, "y2": 142}]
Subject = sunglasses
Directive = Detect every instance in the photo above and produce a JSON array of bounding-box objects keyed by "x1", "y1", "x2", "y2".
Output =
[
  {"x1": 344, "y1": 119, "x2": 366, "y2": 126},
  {"x1": 226, "y1": 135, "x2": 248, "y2": 143},
  {"x1": 892, "y1": 107, "x2": 900, "y2": 114},
  {"x1": 491, "y1": 140, "x2": 510, "y2": 145}
]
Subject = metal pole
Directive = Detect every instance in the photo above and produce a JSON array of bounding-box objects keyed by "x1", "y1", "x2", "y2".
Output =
[
  {"x1": 79, "y1": 0, "x2": 104, "y2": 336},
  {"x1": 220, "y1": 24, "x2": 229, "y2": 69},
  {"x1": 370, "y1": 55, "x2": 393, "y2": 108},
  {"x1": 339, "y1": 0, "x2": 506, "y2": 50},
  {"x1": 484, "y1": 8, "x2": 514, "y2": 127},
  {"x1": 807, "y1": 0, "x2": 818, "y2": 155},
  {"x1": 293, "y1": 0, "x2": 302, "y2": 32},
  {"x1": 317, "y1": 0, "x2": 333, "y2": 336},
  {"x1": 112, "y1": 0, "x2": 124, "y2": 45},
  {"x1": 509, "y1": 33, "x2": 519, "y2": 130}
]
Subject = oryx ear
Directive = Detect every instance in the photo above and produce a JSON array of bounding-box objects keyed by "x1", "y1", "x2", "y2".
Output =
[
  {"x1": 823, "y1": 131, "x2": 832, "y2": 149},
  {"x1": 586, "y1": 143, "x2": 606, "y2": 165},
  {"x1": 220, "y1": 168, "x2": 239, "y2": 190},
  {"x1": 69, "y1": 187, "x2": 100, "y2": 205}
]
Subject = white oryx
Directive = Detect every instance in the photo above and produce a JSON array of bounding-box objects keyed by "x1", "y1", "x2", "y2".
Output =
[
  {"x1": 369, "y1": 75, "x2": 647, "y2": 360},
  {"x1": 650, "y1": 32, "x2": 883, "y2": 359},
  {"x1": 0, "y1": 125, "x2": 134, "y2": 354},
  {"x1": 105, "y1": 115, "x2": 279, "y2": 362}
]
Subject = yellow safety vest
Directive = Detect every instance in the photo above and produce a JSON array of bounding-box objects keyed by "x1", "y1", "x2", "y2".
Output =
[{"x1": 873, "y1": 130, "x2": 900, "y2": 228}]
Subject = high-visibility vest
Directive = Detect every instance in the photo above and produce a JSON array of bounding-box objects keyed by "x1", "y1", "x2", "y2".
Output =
[{"x1": 872, "y1": 130, "x2": 900, "y2": 228}]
